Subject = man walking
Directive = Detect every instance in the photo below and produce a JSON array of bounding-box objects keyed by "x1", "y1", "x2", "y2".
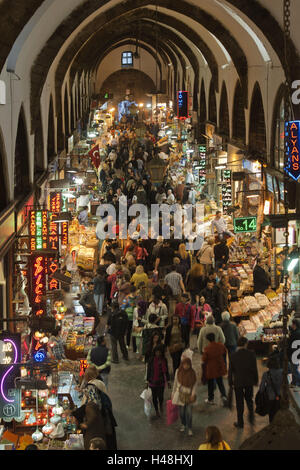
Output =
[
  {"x1": 106, "y1": 301, "x2": 129, "y2": 364},
  {"x1": 228, "y1": 337, "x2": 258, "y2": 428},
  {"x1": 87, "y1": 336, "x2": 111, "y2": 388}
]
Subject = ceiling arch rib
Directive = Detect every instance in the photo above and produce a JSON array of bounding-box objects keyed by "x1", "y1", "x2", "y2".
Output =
[{"x1": 30, "y1": 0, "x2": 249, "y2": 132}]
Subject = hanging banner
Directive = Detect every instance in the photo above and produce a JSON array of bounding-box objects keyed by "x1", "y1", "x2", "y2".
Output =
[
  {"x1": 30, "y1": 254, "x2": 47, "y2": 317},
  {"x1": 222, "y1": 169, "x2": 232, "y2": 213},
  {"x1": 285, "y1": 120, "x2": 300, "y2": 181},
  {"x1": 89, "y1": 144, "x2": 101, "y2": 170},
  {"x1": 177, "y1": 91, "x2": 189, "y2": 120},
  {"x1": 0, "y1": 333, "x2": 21, "y2": 420},
  {"x1": 29, "y1": 210, "x2": 49, "y2": 252}
]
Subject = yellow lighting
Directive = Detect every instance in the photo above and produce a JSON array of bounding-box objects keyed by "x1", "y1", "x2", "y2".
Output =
[
  {"x1": 139, "y1": 103, "x2": 144, "y2": 108},
  {"x1": 109, "y1": 108, "x2": 115, "y2": 113}
]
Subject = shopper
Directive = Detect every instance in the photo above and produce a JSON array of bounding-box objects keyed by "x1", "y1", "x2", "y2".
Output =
[
  {"x1": 89, "y1": 437, "x2": 107, "y2": 450},
  {"x1": 165, "y1": 265, "x2": 186, "y2": 302},
  {"x1": 146, "y1": 297, "x2": 168, "y2": 327},
  {"x1": 220, "y1": 311, "x2": 239, "y2": 367},
  {"x1": 174, "y1": 293, "x2": 195, "y2": 348},
  {"x1": 106, "y1": 301, "x2": 129, "y2": 363},
  {"x1": 211, "y1": 211, "x2": 235, "y2": 240},
  {"x1": 79, "y1": 281, "x2": 97, "y2": 313},
  {"x1": 258, "y1": 357, "x2": 283, "y2": 423},
  {"x1": 253, "y1": 259, "x2": 271, "y2": 294},
  {"x1": 154, "y1": 240, "x2": 175, "y2": 279},
  {"x1": 227, "y1": 268, "x2": 240, "y2": 302},
  {"x1": 287, "y1": 318, "x2": 300, "y2": 387},
  {"x1": 202, "y1": 333, "x2": 227, "y2": 405},
  {"x1": 93, "y1": 267, "x2": 106, "y2": 316},
  {"x1": 48, "y1": 327, "x2": 66, "y2": 361},
  {"x1": 80, "y1": 402, "x2": 106, "y2": 450},
  {"x1": 87, "y1": 336, "x2": 111, "y2": 389},
  {"x1": 186, "y1": 263, "x2": 206, "y2": 306},
  {"x1": 214, "y1": 239, "x2": 229, "y2": 270},
  {"x1": 177, "y1": 243, "x2": 191, "y2": 279},
  {"x1": 171, "y1": 358, "x2": 197, "y2": 436},
  {"x1": 197, "y1": 315, "x2": 225, "y2": 355},
  {"x1": 131, "y1": 265, "x2": 149, "y2": 289},
  {"x1": 228, "y1": 337, "x2": 258, "y2": 428},
  {"x1": 142, "y1": 314, "x2": 164, "y2": 358},
  {"x1": 147, "y1": 345, "x2": 171, "y2": 418},
  {"x1": 198, "y1": 426, "x2": 231, "y2": 450},
  {"x1": 196, "y1": 238, "x2": 214, "y2": 276},
  {"x1": 122, "y1": 285, "x2": 138, "y2": 352},
  {"x1": 165, "y1": 315, "x2": 185, "y2": 374},
  {"x1": 191, "y1": 296, "x2": 212, "y2": 332},
  {"x1": 200, "y1": 280, "x2": 219, "y2": 317}
]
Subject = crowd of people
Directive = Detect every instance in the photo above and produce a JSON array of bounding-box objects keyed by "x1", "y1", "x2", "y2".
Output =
[{"x1": 63, "y1": 121, "x2": 288, "y2": 450}]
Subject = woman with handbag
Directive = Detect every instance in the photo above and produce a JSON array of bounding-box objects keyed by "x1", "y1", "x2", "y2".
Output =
[
  {"x1": 258, "y1": 357, "x2": 283, "y2": 423},
  {"x1": 165, "y1": 315, "x2": 185, "y2": 374},
  {"x1": 147, "y1": 345, "x2": 171, "y2": 417},
  {"x1": 171, "y1": 357, "x2": 197, "y2": 436}
]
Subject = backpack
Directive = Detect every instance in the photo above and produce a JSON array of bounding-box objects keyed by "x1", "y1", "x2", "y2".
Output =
[{"x1": 255, "y1": 371, "x2": 278, "y2": 416}]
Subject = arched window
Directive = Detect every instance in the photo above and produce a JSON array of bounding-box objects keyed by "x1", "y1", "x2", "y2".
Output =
[
  {"x1": 14, "y1": 107, "x2": 30, "y2": 199},
  {"x1": 232, "y1": 81, "x2": 246, "y2": 144},
  {"x1": 219, "y1": 82, "x2": 230, "y2": 139},
  {"x1": 208, "y1": 80, "x2": 217, "y2": 124},
  {"x1": 249, "y1": 83, "x2": 267, "y2": 157},
  {"x1": 47, "y1": 96, "x2": 55, "y2": 164},
  {"x1": 200, "y1": 80, "x2": 207, "y2": 123}
]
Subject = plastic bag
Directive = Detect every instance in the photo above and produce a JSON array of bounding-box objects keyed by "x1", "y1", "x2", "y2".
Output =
[
  {"x1": 166, "y1": 400, "x2": 179, "y2": 426},
  {"x1": 140, "y1": 388, "x2": 152, "y2": 417}
]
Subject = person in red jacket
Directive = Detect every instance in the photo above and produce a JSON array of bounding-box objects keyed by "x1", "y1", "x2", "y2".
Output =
[
  {"x1": 174, "y1": 294, "x2": 195, "y2": 348},
  {"x1": 202, "y1": 333, "x2": 227, "y2": 406}
]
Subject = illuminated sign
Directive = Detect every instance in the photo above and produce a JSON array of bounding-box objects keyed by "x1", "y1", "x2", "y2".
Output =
[
  {"x1": 47, "y1": 258, "x2": 60, "y2": 291},
  {"x1": 49, "y1": 192, "x2": 62, "y2": 214},
  {"x1": 177, "y1": 91, "x2": 189, "y2": 120},
  {"x1": 222, "y1": 170, "x2": 232, "y2": 213},
  {"x1": 198, "y1": 145, "x2": 206, "y2": 186},
  {"x1": 31, "y1": 254, "x2": 46, "y2": 316},
  {"x1": 49, "y1": 214, "x2": 59, "y2": 251},
  {"x1": 234, "y1": 216, "x2": 257, "y2": 233},
  {"x1": 61, "y1": 222, "x2": 69, "y2": 246},
  {"x1": 0, "y1": 334, "x2": 21, "y2": 418},
  {"x1": 29, "y1": 210, "x2": 49, "y2": 251},
  {"x1": 33, "y1": 349, "x2": 47, "y2": 363},
  {"x1": 285, "y1": 120, "x2": 300, "y2": 181}
]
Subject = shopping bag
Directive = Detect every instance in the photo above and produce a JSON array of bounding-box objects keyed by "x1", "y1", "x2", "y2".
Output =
[
  {"x1": 140, "y1": 388, "x2": 152, "y2": 417},
  {"x1": 166, "y1": 400, "x2": 179, "y2": 426}
]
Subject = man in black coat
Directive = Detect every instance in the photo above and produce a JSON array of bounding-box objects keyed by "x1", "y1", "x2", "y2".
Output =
[
  {"x1": 228, "y1": 337, "x2": 258, "y2": 428},
  {"x1": 200, "y1": 281, "x2": 220, "y2": 315},
  {"x1": 287, "y1": 318, "x2": 300, "y2": 387},
  {"x1": 253, "y1": 259, "x2": 271, "y2": 294},
  {"x1": 87, "y1": 336, "x2": 111, "y2": 388},
  {"x1": 106, "y1": 301, "x2": 129, "y2": 363}
]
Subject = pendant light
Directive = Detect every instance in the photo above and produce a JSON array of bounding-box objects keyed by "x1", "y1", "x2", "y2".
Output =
[
  {"x1": 42, "y1": 391, "x2": 55, "y2": 436},
  {"x1": 31, "y1": 391, "x2": 43, "y2": 442}
]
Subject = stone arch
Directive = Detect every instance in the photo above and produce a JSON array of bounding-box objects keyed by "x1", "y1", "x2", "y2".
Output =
[
  {"x1": 219, "y1": 82, "x2": 230, "y2": 140},
  {"x1": 232, "y1": 80, "x2": 246, "y2": 144},
  {"x1": 249, "y1": 82, "x2": 267, "y2": 157},
  {"x1": 47, "y1": 95, "x2": 56, "y2": 164},
  {"x1": 34, "y1": 106, "x2": 45, "y2": 178},
  {"x1": 14, "y1": 106, "x2": 30, "y2": 199},
  {"x1": 64, "y1": 86, "x2": 70, "y2": 140},
  {"x1": 0, "y1": 126, "x2": 9, "y2": 213},
  {"x1": 208, "y1": 80, "x2": 217, "y2": 124},
  {"x1": 199, "y1": 79, "x2": 207, "y2": 123}
]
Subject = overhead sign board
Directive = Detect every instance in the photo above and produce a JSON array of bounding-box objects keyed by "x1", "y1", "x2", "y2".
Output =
[
  {"x1": 234, "y1": 216, "x2": 257, "y2": 233},
  {"x1": 285, "y1": 120, "x2": 300, "y2": 181},
  {"x1": 177, "y1": 91, "x2": 189, "y2": 120}
]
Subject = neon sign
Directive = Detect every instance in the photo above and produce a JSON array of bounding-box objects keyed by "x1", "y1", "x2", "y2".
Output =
[
  {"x1": 285, "y1": 120, "x2": 300, "y2": 181},
  {"x1": 31, "y1": 254, "x2": 46, "y2": 316},
  {"x1": 198, "y1": 145, "x2": 206, "y2": 186},
  {"x1": 222, "y1": 170, "x2": 232, "y2": 213},
  {"x1": 177, "y1": 91, "x2": 189, "y2": 120},
  {"x1": 47, "y1": 258, "x2": 60, "y2": 291},
  {"x1": 49, "y1": 192, "x2": 62, "y2": 214},
  {"x1": 61, "y1": 222, "x2": 69, "y2": 246},
  {"x1": 29, "y1": 210, "x2": 49, "y2": 251},
  {"x1": 33, "y1": 349, "x2": 47, "y2": 363}
]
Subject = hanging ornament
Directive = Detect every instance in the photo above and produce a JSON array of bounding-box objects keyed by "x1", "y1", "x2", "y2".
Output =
[
  {"x1": 52, "y1": 405, "x2": 64, "y2": 416},
  {"x1": 50, "y1": 415, "x2": 61, "y2": 425},
  {"x1": 47, "y1": 395, "x2": 57, "y2": 406},
  {"x1": 32, "y1": 429, "x2": 43, "y2": 442},
  {"x1": 42, "y1": 422, "x2": 55, "y2": 436}
]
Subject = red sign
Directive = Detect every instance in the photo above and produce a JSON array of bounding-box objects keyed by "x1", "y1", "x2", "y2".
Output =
[
  {"x1": 49, "y1": 193, "x2": 62, "y2": 214},
  {"x1": 31, "y1": 254, "x2": 46, "y2": 316},
  {"x1": 89, "y1": 144, "x2": 101, "y2": 170},
  {"x1": 49, "y1": 214, "x2": 59, "y2": 251},
  {"x1": 47, "y1": 258, "x2": 60, "y2": 291}
]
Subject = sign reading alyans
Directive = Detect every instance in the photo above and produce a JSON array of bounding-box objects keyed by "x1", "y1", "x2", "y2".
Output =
[
  {"x1": 177, "y1": 91, "x2": 189, "y2": 120},
  {"x1": 285, "y1": 120, "x2": 300, "y2": 181},
  {"x1": 29, "y1": 210, "x2": 48, "y2": 251}
]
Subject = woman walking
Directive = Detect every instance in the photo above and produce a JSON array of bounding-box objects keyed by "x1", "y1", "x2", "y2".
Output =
[
  {"x1": 165, "y1": 315, "x2": 185, "y2": 374},
  {"x1": 171, "y1": 358, "x2": 197, "y2": 436},
  {"x1": 147, "y1": 345, "x2": 171, "y2": 417}
]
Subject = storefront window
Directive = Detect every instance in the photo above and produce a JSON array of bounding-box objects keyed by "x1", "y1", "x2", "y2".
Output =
[{"x1": 274, "y1": 98, "x2": 285, "y2": 171}]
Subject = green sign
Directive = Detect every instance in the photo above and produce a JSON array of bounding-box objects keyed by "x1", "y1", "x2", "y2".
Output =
[{"x1": 234, "y1": 216, "x2": 257, "y2": 233}]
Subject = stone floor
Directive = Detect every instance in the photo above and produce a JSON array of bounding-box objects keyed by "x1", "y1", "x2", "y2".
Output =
[{"x1": 101, "y1": 321, "x2": 271, "y2": 451}]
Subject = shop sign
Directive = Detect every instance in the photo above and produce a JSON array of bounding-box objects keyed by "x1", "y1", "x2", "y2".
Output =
[
  {"x1": 198, "y1": 145, "x2": 206, "y2": 185},
  {"x1": 16, "y1": 194, "x2": 34, "y2": 233},
  {"x1": 285, "y1": 120, "x2": 300, "y2": 181},
  {"x1": 0, "y1": 333, "x2": 21, "y2": 419},
  {"x1": 31, "y1": 254, "x2": 47, "y2": 316},
  {"x1": 29, "y1": 210, "x2": 49, "y2": 251},
  {"x1": 221, "y1": 170, "x2": 232, "y2": 213},
  {"x1": 234, "y1": 216, "x2": 257, "y2": 233},
  {"x1": 177, "y1": 91, "x2": 189, "y2": 120},
  {"x1": 49, "y1": 214, "x2": 59, "y2": 251},
  {"x1": 47, "y1": 258, "x2": 60, "y2": 291},
  {"x1": 242, "y1": 159, "x2": 262, "y2": 175},
  {"x1": 61, "y1": 222, "x2": 69, "y2": 246}
]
